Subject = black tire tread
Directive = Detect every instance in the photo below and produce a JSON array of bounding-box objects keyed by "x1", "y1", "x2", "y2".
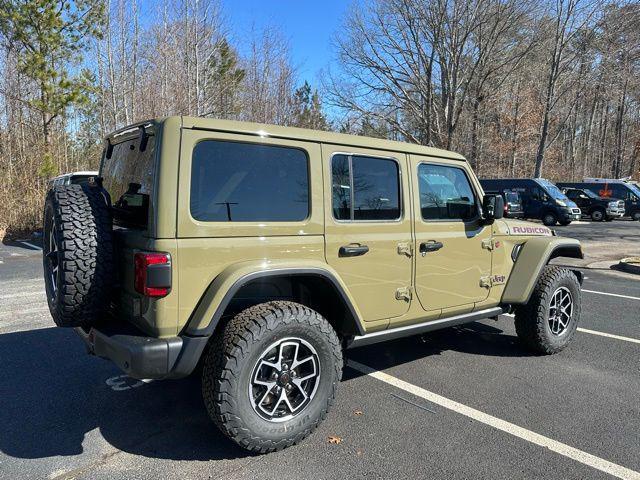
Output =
[
  {"x1": 514, "y1": 265, "x2": 580, "y2": 355},
  {"x1": 44, "y1": 184, "x2": 113, "y2": 327},
  {"x1": 591, "y1": 208, "x2": 605, "y2": 221},
  {"x1": 202, "y1": 301, "x2": 342, "y2": 453}
]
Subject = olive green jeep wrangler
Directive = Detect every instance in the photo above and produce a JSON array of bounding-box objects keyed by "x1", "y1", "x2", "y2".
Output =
[{"x1": 43, "y1": 117, "x2": 583, "y2": 453}]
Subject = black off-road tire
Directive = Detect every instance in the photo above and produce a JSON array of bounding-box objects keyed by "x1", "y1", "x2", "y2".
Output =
[
  {"x1": 43, "y1": 184, "x2": 114, "y2": 327},
  {"x1": 514, "y1": 266, "x2": 581, "y2": 355},
  {"x1": 632, "y1": 212, "x2": 640, "y2": 221},
  {"x1": 202, "y1": 301, "x2": 343, "y2": 453},
  {"x1": 542, "y1": 212, "x2": 558, "y2": 226}
]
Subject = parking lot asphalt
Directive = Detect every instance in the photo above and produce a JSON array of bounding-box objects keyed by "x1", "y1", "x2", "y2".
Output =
[{"x1": 0, "y1": 221, "x2": 638, "y2": 480}]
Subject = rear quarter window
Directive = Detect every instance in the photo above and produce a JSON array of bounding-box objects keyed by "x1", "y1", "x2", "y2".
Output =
[{"x1": 190, "y1": 140, "x2": 309, "y2": 222}]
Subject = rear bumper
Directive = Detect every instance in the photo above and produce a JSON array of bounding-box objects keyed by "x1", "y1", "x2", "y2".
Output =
[{"x1": 75, "y1": 323, "x2": 208, "y2": 380}]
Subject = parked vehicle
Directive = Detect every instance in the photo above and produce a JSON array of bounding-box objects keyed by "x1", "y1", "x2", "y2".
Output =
[
  {"x1": 558, "y1": 180, "x2": 640, "y2": 221},
  {"x1": 48, "y1": 171, "x2": 99, "y2": 188},
  {"x1": 480, "y1": 178, "x2": 581, "y2": 226},
  {"x1": 561, "y1": 187, "x2": 625, "y2": 222},
  {"x1": 43, "y1": 117, "x2": 583, "y2": 453},
  {"x1": 484, "y1": 189, "x2": 525, "y2": 218}
]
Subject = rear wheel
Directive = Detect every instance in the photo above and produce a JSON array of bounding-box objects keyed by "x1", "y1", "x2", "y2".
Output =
[
  {"x1": 632, "y1": 212, "x2": 640, "y2": 221},
  {"x1": 514, "y1": 266, "x2": 581, "y2": 354},
  {"x1": 542, "y1": 212, "x2": 557, "y2": 226},
  {"x1": 202, "y1": 301, "x2": 342, "y2": 453},
  {"x1": 43, "y1": 184, "x2": 114, "y2": 327},
  {"x1": 590, "y1": 208, "x2": 605, "y2": 222}
]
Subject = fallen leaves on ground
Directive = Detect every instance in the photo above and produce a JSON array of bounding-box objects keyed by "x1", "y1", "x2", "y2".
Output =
[{"x1": 327, "y1": 435, "x2": 343, "y2": 444}]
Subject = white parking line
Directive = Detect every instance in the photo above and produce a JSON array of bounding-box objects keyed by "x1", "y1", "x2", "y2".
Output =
[
  {"x1": 18, "y1": 240, "x2": 42, "y2": 251},
  {"x1": 582, "y1": 289, "x2": 640, "y2": 301},
  {"x1": 500, "y1": 313, "x2": 639, "y2": 345},
  {"x1": 576, "y1": 328, "x2": 640, "y2": 345},
  {"x1": 348, "y1": 359, "x2": 640, "y2": 480}
]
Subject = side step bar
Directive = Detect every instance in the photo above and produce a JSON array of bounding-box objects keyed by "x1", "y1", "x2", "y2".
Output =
[{"x1": 346, "y1": 307, "x2": 504, "y2": 349}]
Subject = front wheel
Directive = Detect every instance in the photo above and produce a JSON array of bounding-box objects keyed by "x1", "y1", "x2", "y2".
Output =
[
  {"x1": 202, "y1": 301, "x2": 343, "y2": 453},
  {"x1": 514, "y1": 266, "x2": 581, "y2": 355}
]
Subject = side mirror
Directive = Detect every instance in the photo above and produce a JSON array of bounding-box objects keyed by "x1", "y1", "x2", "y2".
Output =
[{"x1": 483, "y1": 194, "x2": 505, "y2": 221}]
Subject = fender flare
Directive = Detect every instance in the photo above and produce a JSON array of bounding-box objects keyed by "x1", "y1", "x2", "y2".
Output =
[
  {"x1": 502, "y1": 237, "x2": 583, "y2": 305},
  {"x1": 183, "y1": 267, "x2": 365, "y2": 337}
]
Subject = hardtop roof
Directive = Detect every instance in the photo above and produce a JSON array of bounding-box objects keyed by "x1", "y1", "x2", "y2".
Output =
[{"x1": 177, "y1": 116, "x2": 467, "y2": 161}]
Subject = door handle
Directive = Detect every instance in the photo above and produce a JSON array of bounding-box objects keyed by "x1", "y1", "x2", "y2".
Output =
[
  {"x1": 420, "y1": 241, "x2": 443, "y2": 256},
  {"x1": 339, "y1": 244, "x2": 370, "y2": 257}
]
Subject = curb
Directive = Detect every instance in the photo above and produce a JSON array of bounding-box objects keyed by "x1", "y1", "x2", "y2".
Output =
[{"x1": 618, "y1": 257, "x2": 640, "y2": 275}]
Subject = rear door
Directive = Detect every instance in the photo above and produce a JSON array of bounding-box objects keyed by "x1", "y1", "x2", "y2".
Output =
[
  {"x1": 323, "y1": 147, "x2": 412, "y2": 324},
  {"x1": 411, "y1": 157, "x2": 492, "y2": 312}
]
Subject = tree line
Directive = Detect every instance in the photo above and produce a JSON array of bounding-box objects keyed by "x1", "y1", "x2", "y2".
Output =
[{"x1": 0, "y1": 0, "x2": 638, "y2": 235}]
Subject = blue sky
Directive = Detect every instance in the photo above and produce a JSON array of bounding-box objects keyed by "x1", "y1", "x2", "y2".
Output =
[{"x1": 220, "y1": 0, "x2": 350, "y2": 86}]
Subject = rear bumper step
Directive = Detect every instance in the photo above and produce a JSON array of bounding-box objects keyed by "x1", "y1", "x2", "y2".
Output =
[{"x1": 75, "y1": 325, "x2": 208, "y2": 380}]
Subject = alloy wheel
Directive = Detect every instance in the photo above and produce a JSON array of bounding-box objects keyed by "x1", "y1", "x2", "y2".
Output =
[
  {"x1": 45, "y1": 217, "x2": 59, "y2": 301},
  {"x1": 548, "y1": 287, "x2": 573, "y2": 336},
  {"x1": 249, "y1": 337, "x2": 320, "y2": 422}
]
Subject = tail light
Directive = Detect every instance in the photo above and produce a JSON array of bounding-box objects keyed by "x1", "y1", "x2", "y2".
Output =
[{"x1": 134, "y1": 252, "x2": 171, "y2": 297}]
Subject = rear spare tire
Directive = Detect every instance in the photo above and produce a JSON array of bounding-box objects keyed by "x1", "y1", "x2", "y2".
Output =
[{"x1": 43, "y1": 184, "x2": 114, "y2": 327}]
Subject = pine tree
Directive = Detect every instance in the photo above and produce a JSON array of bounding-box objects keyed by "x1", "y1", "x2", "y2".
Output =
[
  {"x1": 0, "y1": 0, "x2": 104, "y2": 168},
  {"x1": 292, "y1": 81, "x2": 328, "y2": 130}
]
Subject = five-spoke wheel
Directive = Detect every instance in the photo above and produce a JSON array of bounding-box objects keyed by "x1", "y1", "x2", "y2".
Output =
[{"x1": 250, "y1": 338, "x2": 320, "y2": 422}]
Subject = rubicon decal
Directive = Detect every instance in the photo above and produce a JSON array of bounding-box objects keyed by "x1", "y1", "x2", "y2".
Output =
[{"x1": 510, "y1": 226, "x2": 552, "y2": 236}]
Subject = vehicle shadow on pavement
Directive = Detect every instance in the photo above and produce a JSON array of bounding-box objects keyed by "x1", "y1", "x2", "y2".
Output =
[
  {"x1": 344, "y1": 321, "x2": 532, "y2": 377},
  {"x1": 0, "y1": 327, "x2": 251, "y2": 462},
  {"x1": 0, "y1": 322, "x2": 526, "y2": 463}
]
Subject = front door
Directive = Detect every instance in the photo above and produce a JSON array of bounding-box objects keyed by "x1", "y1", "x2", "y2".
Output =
[
  {"x1": 323, "y1": 147, "x2": 412, "y2": 323},
  {"x1": 411, "y1": 157, "x2": 492, "y2": 311},
  {"x1": 566, "y1": 190, "x2": 588, "y2": 212}
]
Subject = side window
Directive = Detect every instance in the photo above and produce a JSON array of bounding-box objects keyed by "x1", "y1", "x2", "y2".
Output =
[
  {"x1": 530, "y1": 187, "x2": 541, "y2": 200},
  {"x1": 190, "y1": 140, "x2": 309, "y2": 222},
  {"x1": 331, "y1": 154, "x2": 401, "y2": 221},
  {"x1": 613, "y1": 186, "x2": 631, "y2": 201},
  {"x1": 418, "y1": 164, "x2": 478, "y2": 221}
]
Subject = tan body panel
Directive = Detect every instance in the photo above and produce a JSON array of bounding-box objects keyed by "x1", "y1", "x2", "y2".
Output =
[
  {"x1": 501, "y1": 236, "x2": 582, "y2": 304},
  {"x1": 321, "y1": 146, "x2": 412, "y2": 325},
  {"x1": 108, "y1": 116, "x2": 581, "y2": 341},
  {"x1": 409, "y1": 155, "x2": 492, "y2": 312},
  {"x1": 183, "y1": 258, "x2": 365, "y2": 335}
]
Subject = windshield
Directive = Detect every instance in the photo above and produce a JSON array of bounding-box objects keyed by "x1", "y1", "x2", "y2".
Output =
[
  {"x1": 628, "y1": 183, "x2": 640, "y2": 198},
  {"x1": 581, "y1": 189, "x2": 599, "y2": 199},
  {"x1": 504, "y1": 192, "x2": 520, "y2": 203},
  {"x1": 543, "y1": 184, "x2": 570, "y2": 201}
]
